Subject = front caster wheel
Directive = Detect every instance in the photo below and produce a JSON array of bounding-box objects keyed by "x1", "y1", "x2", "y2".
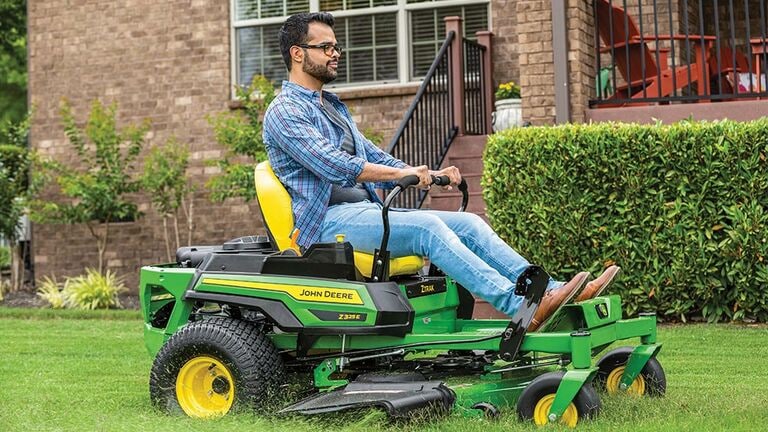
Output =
[
  {"x1": 517, "y1": 371, "x2": 601, "y2": 427},
  {"x1": 595, "y1": 347, "x2": 666, "y2": 396}
]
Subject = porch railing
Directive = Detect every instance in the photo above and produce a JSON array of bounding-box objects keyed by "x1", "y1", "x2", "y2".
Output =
[
  {"x1": 385, "y1": 17, "x2": 491, "y2": 209},
  {"x1": 591, "y1": 0, "x2": 768, "y2": 107},
  {"x1": 385, "y1": 32, "x2": 457, "y2": 209}
]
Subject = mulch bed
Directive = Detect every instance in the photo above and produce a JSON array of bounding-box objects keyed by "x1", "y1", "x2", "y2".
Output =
[{"x1": 1, "y1": 290, "x2": 141, "y2": 310}]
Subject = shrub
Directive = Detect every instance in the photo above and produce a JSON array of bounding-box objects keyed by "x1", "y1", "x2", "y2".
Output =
[
  {"x1": 36, "y1": 276, "x2": 68, "y2": 309},
  {"x1": 0, "y1": 245, "x2": 9, "y2": 269},
  {"x1": 64, "y1": 269, "x2": 125, "y2": 310},
  {"x1": 36, "y1": 269, "x2": 125, "y2": 310},
  {"x1": 483, "y1": 120, "x2": 768, "y2": 323}
]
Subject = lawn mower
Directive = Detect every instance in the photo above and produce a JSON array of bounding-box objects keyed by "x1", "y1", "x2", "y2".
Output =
[{"x1": 139, "y1": 161, "x2": 665, "y2": 427}]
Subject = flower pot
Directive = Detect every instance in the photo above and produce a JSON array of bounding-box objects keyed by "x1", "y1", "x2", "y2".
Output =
[{"x1": 492, "y1": 98, "x2": 523, "y2": 132}]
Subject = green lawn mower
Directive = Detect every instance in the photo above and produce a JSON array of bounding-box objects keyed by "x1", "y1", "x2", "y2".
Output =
[{"x1": 139, "y1": 161, "x2": 665, "y2": 427}]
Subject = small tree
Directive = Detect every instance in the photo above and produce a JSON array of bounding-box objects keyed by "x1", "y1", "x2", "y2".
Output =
[
  {"x1": 206, "y1": 76, "x2": 275, "y2": 202},
  {"x1": 141, "y1": 138, "x2": 194, "y2": 262},
  {"x1": 33, "y1": 100, "x2": 149, "y2": 274},
  {"x1": 0, "y1": 114, "x2": 37, "y2": 292}
]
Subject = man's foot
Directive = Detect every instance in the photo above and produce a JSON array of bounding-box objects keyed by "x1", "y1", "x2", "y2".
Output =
[
  {"x1": 575, "y1": 265, "x2": 621, "y2": 302},
  {"x1": 528, "y1": 272, "x2": 590, "y2": 332}
]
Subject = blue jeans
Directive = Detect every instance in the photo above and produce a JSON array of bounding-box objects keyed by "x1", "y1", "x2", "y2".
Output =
[{"x1": 320, "y1": 202, "x2": 562, "y2": 316}]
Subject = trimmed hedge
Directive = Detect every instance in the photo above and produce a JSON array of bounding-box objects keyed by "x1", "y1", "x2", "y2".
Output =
[{"x1": 483, "y1": 120, "x2": 768, "y2": 323}]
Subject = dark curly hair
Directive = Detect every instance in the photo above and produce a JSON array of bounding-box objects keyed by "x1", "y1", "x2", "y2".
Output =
[{"x1": 279, "y1": 12, "x2": 335, "y2": 71}]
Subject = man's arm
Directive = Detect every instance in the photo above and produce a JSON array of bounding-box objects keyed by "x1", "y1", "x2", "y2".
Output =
[{"x1": 357, "y1": 162, "x2": 432, "y2": 188}]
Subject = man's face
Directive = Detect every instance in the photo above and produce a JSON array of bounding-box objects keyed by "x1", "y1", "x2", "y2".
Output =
[{"x1": 301, "y1": 22, "x2": 340, "y2": 84}]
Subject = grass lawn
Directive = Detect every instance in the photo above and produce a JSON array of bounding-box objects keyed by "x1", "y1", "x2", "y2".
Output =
[{"x1": 1, "y1": 307, "x2": 766, "y2": 432}]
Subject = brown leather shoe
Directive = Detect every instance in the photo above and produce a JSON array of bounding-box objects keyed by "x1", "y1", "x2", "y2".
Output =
[
  {"x1": 528, "y1": 272, "x2": 590, "y2": 332},
  {"x1": 576, "y1": 265, "x2": 621, "y2": 302}
]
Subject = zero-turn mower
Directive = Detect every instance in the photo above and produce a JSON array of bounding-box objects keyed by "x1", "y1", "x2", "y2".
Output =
[{"x1": 139, "y1": 161, "x2": 665, "y2": 427}]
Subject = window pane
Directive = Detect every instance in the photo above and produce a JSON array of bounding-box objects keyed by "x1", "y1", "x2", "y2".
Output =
[
  {"x1": 327, "y1": 12, "x2": 398, "y2": 86},
  {"x1": 287, "y1": 1, "x2": 309, "y2": 15},
  {"x1": 261, "y1": 0, "x2": 284, "y2": 18},
  {"x1": 237, "y1": 24, "x2": 287, "y2": 87},
  {"x1": 376, "y1": 47, "x2": 398, "y2": 80},
  {"x1": 320, "y1": 0, "x2": 344, "y2": 11},
  {"x1": 235, "y1": 0, "x2": 259, "y2": 20},
  {"x1": 348, "y1": 15, "x2": 373, "y2": 48},
  {"x1": 349, "y1": 50, "x2": 374, "y2": 82},
  {"x1": 321, "y1": 0, "x2": 396, "y2": 10},
  {"x1": 236, "y1": 0, "x2": 308, "y2": 20},
  {"x1": 409, "y1": 3, "x2": 488, "y2": 80}
]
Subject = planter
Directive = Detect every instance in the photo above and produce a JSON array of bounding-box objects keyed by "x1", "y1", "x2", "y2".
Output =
[{"x1": 492, "y1": 98, "x2": 523, "y2": 132}]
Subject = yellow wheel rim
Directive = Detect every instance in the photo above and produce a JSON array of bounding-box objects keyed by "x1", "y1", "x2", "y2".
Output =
[
  {"x1": 176, "y1": 356, "x2": 235, "y2": 418},
  {"x1": 606, "y1": 366, "x2": 646, "y2": 396},
  {"x1": 532, "y1": 393, "x2": 579, "y2": 428}
]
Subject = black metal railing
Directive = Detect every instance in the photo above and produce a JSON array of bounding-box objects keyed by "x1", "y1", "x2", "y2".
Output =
[
  {"x1": 463, "y1": 38, "x2": 488, "y2": 135},
  {"x1": 385, "y1": 32, "x2": 458, "y2": 209},
  {"x1": 591, "y1": 0, "x2": 768, "y2": 107}
]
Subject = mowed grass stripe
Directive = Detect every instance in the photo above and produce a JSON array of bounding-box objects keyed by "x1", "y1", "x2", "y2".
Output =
[{"x1": 0, "y1": 308, "x2": 766, "y2": 431}]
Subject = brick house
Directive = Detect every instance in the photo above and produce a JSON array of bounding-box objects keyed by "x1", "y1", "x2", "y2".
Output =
[{"x1": 27, "y1": 0, "x2": 768, "y2": 290}]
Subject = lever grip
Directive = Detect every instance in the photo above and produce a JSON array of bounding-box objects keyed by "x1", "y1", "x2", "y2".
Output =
[
  {"x1": 396, "y1": 175, "x2": 421, "y2": 189},
  {"x1": 431, "y1": 175, "x2": 451, "y2": 186}
]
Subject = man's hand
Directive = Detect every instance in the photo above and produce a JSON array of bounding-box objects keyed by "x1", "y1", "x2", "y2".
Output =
[
  {"x1": 401, "y1": 165, "x2": 432, "y2": 189},
  {"x1": 430, "y1": 165, "x2": 462, "y2": 190}
]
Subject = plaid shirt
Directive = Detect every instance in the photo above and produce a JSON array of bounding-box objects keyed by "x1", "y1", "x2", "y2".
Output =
[{"x1": 263, "y1": 81, "x2": 406, "y2": 248}]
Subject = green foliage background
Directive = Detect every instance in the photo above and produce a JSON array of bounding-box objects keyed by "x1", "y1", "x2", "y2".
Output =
[
  {"x1": 483, "y1": 120, "x2": 768, "y2": 323},
  {"x1": 0, "y1": 0, "x2": 27, "y2": 125}
]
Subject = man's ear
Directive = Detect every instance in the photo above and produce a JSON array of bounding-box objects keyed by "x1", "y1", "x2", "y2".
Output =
[{"x1": 290, "y1": 46, "x2": 303, "y2": 64}]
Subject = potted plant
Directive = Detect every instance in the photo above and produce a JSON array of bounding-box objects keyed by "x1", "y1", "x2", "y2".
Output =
[{"x1": 492, "y1": 81, "x2": 523, "y2": 132}]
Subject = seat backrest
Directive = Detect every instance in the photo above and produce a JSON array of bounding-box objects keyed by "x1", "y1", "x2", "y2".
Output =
[
  {"x1": 595, "y1": 0, "x2": 660, "y2": 84},
  {"x1": 254, "y1": 161, "x2": 295, "y2": 252}
]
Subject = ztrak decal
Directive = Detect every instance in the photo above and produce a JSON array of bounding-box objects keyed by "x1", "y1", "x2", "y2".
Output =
[
  {"x1": 310, "y1": 310, "x2": 368, "y2": 321},
  {"x1": 405, "y1": 278, "x2": 447, "y2": 298},
  {"x1": 201, "y1": 278, "x2": 364, "y2": 305}
]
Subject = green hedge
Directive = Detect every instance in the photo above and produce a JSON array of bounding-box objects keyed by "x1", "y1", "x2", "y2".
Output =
[{"x1": 483, "y1": 120, "x2": 768, "y2": 323}]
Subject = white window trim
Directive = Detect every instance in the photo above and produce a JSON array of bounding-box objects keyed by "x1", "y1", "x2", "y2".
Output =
[{"x1": 229, "y1": 0, "x2": 491, "y2": 97}]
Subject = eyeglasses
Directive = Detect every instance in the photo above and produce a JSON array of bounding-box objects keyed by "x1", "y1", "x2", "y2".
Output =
[{"x1": 297, "y1": 43, "x2": 343, "y2": 56}]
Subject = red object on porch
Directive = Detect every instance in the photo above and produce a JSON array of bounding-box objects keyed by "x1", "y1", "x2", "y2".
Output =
[
  {"x1": 595, "y1": 0, "x2": 715, "y2": 106},
  {"x1": 708, "y1": 46, "x2": 755, "y2": 96}
]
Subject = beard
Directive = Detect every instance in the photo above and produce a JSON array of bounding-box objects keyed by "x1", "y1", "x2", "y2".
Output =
[{"x1": 303, "y1": 53, "x2": 338, "y2": 84}]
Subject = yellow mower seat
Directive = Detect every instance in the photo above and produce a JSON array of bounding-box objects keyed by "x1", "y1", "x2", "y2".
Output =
[{"x1": 254, "y1": 161, "x2": 424, "y2": 278}]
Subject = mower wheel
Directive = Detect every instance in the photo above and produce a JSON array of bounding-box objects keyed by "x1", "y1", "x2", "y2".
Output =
[
  {"x1": 595, "y1": 347, "x2": 666, "y2": 396},
  {"x1": 517, "y1": 371, "x2": 601, "y2": 427},
  {"x1": 149, "y1": 316, "x2": 284, "y2": 418}
]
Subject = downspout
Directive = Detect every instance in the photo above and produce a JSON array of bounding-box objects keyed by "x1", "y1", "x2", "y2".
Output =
[{"x1": 552, "y1": 0, "x2": 571, "y2": 123}]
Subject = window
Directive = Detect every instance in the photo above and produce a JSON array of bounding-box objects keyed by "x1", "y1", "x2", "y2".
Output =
[{"x1": 232, "y1": 0, "x2": 489, "y2": 89}]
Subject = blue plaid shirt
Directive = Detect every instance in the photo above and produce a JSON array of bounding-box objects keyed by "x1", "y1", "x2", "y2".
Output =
[{"x1": 263, "y1": 81, "x2": 406, "y2": 248}]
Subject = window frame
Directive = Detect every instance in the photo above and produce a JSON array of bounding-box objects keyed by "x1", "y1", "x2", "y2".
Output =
[{"x1": 229, "y1": 0, "x2": 491, "y2": 95}]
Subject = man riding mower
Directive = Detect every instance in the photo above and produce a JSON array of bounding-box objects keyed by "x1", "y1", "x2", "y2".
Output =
[{"x1": 138, "y1": 162, "x2": 665, "y2": 427}]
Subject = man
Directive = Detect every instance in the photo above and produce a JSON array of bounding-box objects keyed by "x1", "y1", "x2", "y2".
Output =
[{"x1": 263, "y1": 12, "x2": 620, "y2": 330}]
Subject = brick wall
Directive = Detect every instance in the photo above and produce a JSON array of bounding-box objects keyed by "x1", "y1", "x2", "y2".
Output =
[
  {"x1": 28, "y1": 0, "x2": 263, "y2": 291},
  {"x1": 516, "y1": 0, "x2": 555, "y2": 125}
]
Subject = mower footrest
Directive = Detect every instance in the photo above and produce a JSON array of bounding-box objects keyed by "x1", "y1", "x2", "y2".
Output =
[{"x1": 280, "y1": 381, "x2": 455, "y2": 418}]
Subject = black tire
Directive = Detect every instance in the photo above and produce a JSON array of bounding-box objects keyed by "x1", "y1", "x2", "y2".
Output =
[
  {"x1": 149, "y1": 316, "x2": 285, "y2": 417},
  {"x1": 517, "y1": 371, "x2": 601, "y2": 427},
  {"x1": 595, "y1": 347, "x2": 666, "y2": 396}
]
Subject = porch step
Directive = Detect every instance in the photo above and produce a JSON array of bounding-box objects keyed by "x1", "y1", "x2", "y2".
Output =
[
  {"x1": 444, "y1": 155, "x2": 484, "y2": 174},
  {"x1": 428, "y1": 193, "x2": 486, "y2": 213},
  {"x1": 429, "y1": 172, "x2": 484, "y2": 194},
  {"x1": 446, "y1": 134, "x2": 488, "y2": 157}
]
